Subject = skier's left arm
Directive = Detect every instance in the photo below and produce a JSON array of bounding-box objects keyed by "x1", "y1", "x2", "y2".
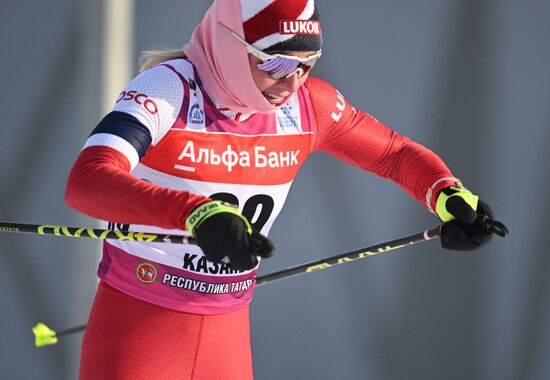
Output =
[{"x1": 305, "y1": 77, "x2": 506, "y2": 250}]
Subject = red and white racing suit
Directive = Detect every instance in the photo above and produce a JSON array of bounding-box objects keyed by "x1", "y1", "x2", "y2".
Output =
[{"x1": 66, "y1": 58, "x2": 457, "y2": 379}]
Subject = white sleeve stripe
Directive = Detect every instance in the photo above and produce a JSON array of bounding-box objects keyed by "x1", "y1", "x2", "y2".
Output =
[{"x1": 83, "y1": 133, "x2": 140, "y2": 170}]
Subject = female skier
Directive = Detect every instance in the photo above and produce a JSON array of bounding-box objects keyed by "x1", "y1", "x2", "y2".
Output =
[{"x1": 65, "y1": 0, "x2": 505, "y2": 378}]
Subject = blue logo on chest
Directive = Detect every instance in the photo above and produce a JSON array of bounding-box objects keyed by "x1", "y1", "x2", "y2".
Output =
[
  {"x1": 189, "y1": 103, "x2": 205, "y2": 125},
  {"x1": 278, "y1": 103, "x2": 299, "y2": 129}
]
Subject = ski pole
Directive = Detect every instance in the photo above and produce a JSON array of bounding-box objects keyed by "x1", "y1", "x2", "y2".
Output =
[
  {"x1": 31, "y1": 225, "x2": 441, "y2": 347},
  {"x1": 0, "y1": 221, "x2": 196, "y2": 245}
]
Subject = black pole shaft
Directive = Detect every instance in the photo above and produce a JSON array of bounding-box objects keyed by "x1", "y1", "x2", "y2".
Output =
[
  {"x1": 256, "y1": 227, "x2": 440, "y2": 286},
  {"x1": 55, "y1": 324, "x2": 88, "y2": 337}
]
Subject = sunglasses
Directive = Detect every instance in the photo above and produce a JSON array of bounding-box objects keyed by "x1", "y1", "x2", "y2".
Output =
[{"x1": 219, "y1": 22, "x2": 322, "y2": 80}]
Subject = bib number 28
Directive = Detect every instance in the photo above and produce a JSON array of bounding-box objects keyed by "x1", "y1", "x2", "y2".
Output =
[{"x1": 210, "y1": 192, "x2": 274, "y2": 231}]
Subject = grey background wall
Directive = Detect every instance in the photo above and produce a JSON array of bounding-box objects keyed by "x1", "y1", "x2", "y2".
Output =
[{"x1": 1, "y1": 1, "x2": 548, "y2": 379}]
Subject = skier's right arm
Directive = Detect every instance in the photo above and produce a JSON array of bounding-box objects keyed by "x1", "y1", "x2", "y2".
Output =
[
  {"x1": 64, "y1": 65, "x2": 209, "y2": 230},
  {"x1": 64, "y1": 65, "x2": 274, "y2": 266}
]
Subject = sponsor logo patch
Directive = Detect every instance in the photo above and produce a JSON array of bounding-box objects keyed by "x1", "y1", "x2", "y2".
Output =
[
  {"x1": 136, "y1": 262, "x2": 158, "y2": 284},
  {"x1": 330, "y1": 90, "x2": 346, "y2": 122},
  {"x1": 116, "y1": 90, "x2": 158, "y2": 115},
  {"x1": 139, "y1": 129, "x2": 311, "y2": 185},
  {"x1": 279, "y1": 103, "x2": 299, "y2": 129},
  {"x1": 279, "y1": 20, "x2": 321, "y2": 35}
]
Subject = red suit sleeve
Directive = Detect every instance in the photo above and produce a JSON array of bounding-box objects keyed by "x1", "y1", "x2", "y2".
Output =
[
  {"x1": 305, "y1": 77, "x2": 459, "y2": 212},
  {"x1": 64, "y1": 146, "x2": 209, "y2": 230}
]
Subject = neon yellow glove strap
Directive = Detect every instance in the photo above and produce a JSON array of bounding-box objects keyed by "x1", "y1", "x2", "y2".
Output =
[
  {"x1": 185, "y1": 200, "x2": 252, "y2": 237},
  {"x1": 435, "y1": 186, "x2": 479, "y2": 222}
]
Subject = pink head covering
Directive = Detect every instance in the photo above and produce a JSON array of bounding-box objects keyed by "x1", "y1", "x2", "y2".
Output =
[
  {"x1": 183, "y1": 0, "x2": 275, "y2": 114},
  {"x1": 183, "y1": 0, "x2": 321, "y2": 115}
]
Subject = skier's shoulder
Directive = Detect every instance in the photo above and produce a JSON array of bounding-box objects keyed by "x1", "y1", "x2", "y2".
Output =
[
  {"x1": 303, "y1": 76, "x2": 347, "y2": 108},
  {"x1": 303, "y1": 76, "x2": 352, "y2": 124},
  {"x1": 131, "y1": 58, "x2": 196, "y2": 89},
  {"x1": 304, "y1": 75, "x2": 338, "y2": 96}
]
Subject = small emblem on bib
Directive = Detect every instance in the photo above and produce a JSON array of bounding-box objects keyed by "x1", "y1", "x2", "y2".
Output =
[
  {"x1": 189, "y1": 103, "x2": 205, "y2": 125},
  {"x1": 136, "y1": 262, "x2": 158, "y2": 284}
]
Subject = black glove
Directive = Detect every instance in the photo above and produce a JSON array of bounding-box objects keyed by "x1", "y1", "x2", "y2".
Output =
[
  {"x1": 435, "y1": 186, "x2": 508, "y2": 251},
  {"x1": 185, "y1": 201, "x2": 274, "y2": 270}
]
